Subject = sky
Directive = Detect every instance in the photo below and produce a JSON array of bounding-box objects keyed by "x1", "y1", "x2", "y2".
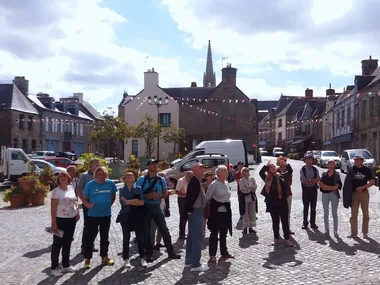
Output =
[{"x1": 1, "y1": 0, "x2": 379, "y2": 113}]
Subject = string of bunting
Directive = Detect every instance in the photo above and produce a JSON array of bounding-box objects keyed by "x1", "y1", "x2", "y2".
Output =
[
  {"x1": 13, "y1": 118, "x2": 93, "y2": 127},
  {"x1": 259, "y1": 119, "x2": 323, "y2": 134}
]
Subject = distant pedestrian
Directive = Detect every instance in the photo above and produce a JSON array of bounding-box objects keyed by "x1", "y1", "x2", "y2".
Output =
[
  {"x1": 259, "y1": 163, "x2": 293, "y2": 247},
  {"x1": 300, "y1": 153, "x2": 321, "y2": 230},
  {"x1": 176, "y1": 171, "x2": 194, "y2": 239},
  {"x1": 206, "y1": 165, "x2": 234, "y2": 262},
  {"x1": 82, "y1": 166, "x2": 117, "y2": 269},
  {"x1": 50, "y1": 172, "x2": 79, "y2": 277},
  {"x1": 202, "y1": 171, "x2": 214, "y2": 236},
  {"x1": 343, "y1": 153, "x2": 374, "y2": 238},
  {"x1": 276, "y1": 156, "x2": 294, "y2": 234},
  {"x1": 67, "y1": 165, "x2": 79, "y2": 195},
  {"x1": 319, "y1": 160, "x2": 342, "y2": 237},
  {"x1": 184, "y1": 162, "x2": 208, "y2": 272},
  {"x1": 238, "y1": 167, "x2": 257, "y2": 234},
  {"x1": 234, "y1": 162, "x2": 245, "y2": 220}
]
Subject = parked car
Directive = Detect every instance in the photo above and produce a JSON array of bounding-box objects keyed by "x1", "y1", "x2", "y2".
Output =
[
  {"x1": 273, "y1": 147, "x2": 285, "y2": 157},
  {"x1": 340, "y1": 149, "x2": 376, "y2": 174},
  {"x1": 33, "y1": 151, "x2": 56, "y2": 157},
  {"x1": 317, "y1": 151, "x2": 341, "y2": 168},
  {"x1": 56, "y1": 152, "x2": 78, "y2": 161},
  {"x1": 303, "y1": 151, "x2": 318, "y2": 164},
  {"x1": 312, "y1": 150, "x2": 321, "y2": 162},
  {"x1": 32, "y1": 159, "x2": 67, "y2": 175},
  {"x1": 44, "y1": 157, "x2": 77, "y2": 168},
  {"x1": 259, "y1": 148, "x2": 268, "y2": 156}
]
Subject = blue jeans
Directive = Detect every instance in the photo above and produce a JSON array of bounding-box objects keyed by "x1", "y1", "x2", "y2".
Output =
[
  {"x1": 322, "y1": 192, "x2": 339, "y2": 233},
  {"x1": 185, "y1": 208, "x2": 204, "y2": 268}
]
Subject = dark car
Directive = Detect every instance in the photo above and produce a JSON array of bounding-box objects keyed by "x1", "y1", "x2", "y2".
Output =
[{"x1": 56, "y1": 152, "x2": 78, "y2": 161}]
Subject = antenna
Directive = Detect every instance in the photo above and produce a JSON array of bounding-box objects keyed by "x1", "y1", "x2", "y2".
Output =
[
  {"x1": 222, "y1": 57, "x2": 228, "y2": 69},
  {"x1": 329, "y1": 83, "x2": 332, "y2": 89}
]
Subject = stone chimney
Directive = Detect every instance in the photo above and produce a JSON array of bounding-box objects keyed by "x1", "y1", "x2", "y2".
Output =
[
  {"x1": 222, "y1": 64, "x2": 237, "y2": 86},
  {"x1": 13, "y1": 76, "x2": 29, "y2": 96},
  {"x1": 361, "y1": 56, "x2": 378, "y2": 76},
  {"x1": 191, "y1": 82, "x2": 197, "y2": 87},
  {"x1": 144, "y1": 68, "x2": 159, "y2": 90},
  {"x1": 305, "y1": 88, "x2": 313, "y2": 98},
  {"x1": 326, "y1": 84, "x2": 335, "y2": 96},
  {"x1": 72, "y1": 92, "x2": 84, "y2": 103}
]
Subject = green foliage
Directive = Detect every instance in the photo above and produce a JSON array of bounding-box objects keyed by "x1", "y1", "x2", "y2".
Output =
[
  {"x1": 91, "y1": 107, "x2": 133, "y2": 158},
  {"x1": 132, "y1": 114, "x2": 161, "y2": 158},
  {"x1": 40, "y1": 166, "x2": 54, "y2": 178},
  {"x1": 157, "y1": 160, "x2": 170, "y2": 171},
  {"x1": 77, "y1": 153, "x2": 111, "y2": 174},
  {"x1": 32, "y1": 182, "x2": 50, "y2": 198},
  {"x1": 18, "y1": 174, "x2": 39, "y2": 182},
  {"x1": 128, "y1": 154, "x2": 140, "y2": 169},
  {"x1": 2, "y1": 186, "x2": 22, "y2": 203},
  {"x1": 161, "y1": 124, "x2": 186, "y2": 153}
]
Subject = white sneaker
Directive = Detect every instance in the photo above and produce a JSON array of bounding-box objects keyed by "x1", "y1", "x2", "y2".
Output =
[
  {"x1": 190, "y1": 264, "x2": 209, "y2": 272},
  {"x1": 185, "y1": 264, "x2": 192, "y2": 268},
  {"x1": 61, "y1": 266, "x2": 77, "y2": 273},
  {"x1": 51, "y1": 269, "x2": 63, "y2": 277},
  {"x1": 124, "y1": 259, "x2": 131, "y2": 268},
  {"x1": 140, "y1": 258, "x2": 147, "y2": 268}
]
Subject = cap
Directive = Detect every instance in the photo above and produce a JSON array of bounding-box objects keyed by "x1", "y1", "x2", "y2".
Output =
[
  {"x1": 237, "y1": 161, "x2": 244, "y2": 165},
  {"x1": 192, "y1": 162, "x2": 205, "y2": 168},
  {"x1": 147, "y1": 159, "x2": 159, "y2": 166},
  {"x1": 354, "y1": 153, "x2": 364, "y2": 160},
  {"x1": 327, "y1": 159, "x2": 336, "y2": 164},
  {"x1": 304, "y1": 153, "x2": 313, "y2": 159}
]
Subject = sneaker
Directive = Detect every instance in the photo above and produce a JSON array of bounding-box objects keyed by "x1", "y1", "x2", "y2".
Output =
[
  {"x1": 102, "y1": 257, "x2": 115, "y2": 266},
  {"x1": 363, "y1": 233, "x2": 369, "y2": 239},
  {"x1": 334, "y1": 231, "x2": 339, "y2": 238},
  {"x1": 302, "y1": 225, "x2": 308, "y2": 230},
  {"x1": 168, "y1": 252, "x2": 181, "y2": 259},
  {"x1": 191, "y1": 264, "x2": 209, "y2": 272},
  {"x1": 284, "y1": 240, "x2": 294, "y2": 247},
  {"x1": 185, "y1": 264, "x2": 192, "y2": 268},
  {"x1": 243, "y1": 228, "x2": 248, "y2": 234},
  {"x1": 249, "y1": 227, "x2": 256, "y2": 234},
  {"x1": 146, "y1": 256, "x2": 154, "y2": 263},
  {"x1": 124, "y1": 259, "x2": 131, "y2": 268},
  {"x1": 51, "y1": 269, "x2": 63, "y2": 277},
  {"x1": 289, "y1": 230, "x2": 295, "y2": 235},
  {"x1": 92, "y1": 246, "x2": 99, "y2": 252},
  {"x1": 140, "y1": 258, "x2": 147, "y2": 268},
  {"x1": 209, "y1": 256, "x2": 217, "y2": 262},
  {"x1": 221, "y1": 253, "x2": 234, "y2": 259},
  {"x1": 61, "y1": 266, "x2": 77, "y2": 273},
  {"x1": 84, "y1": 260, "x2": 91, "y2": 270},
  {"x1": 272, "y1": 239, "x2": 280, "y2": 246}
]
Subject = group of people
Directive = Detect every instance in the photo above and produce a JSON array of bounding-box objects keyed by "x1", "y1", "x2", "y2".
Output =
[{"x1": 49, "y1": 151, "x2": 375, "y2": 277}]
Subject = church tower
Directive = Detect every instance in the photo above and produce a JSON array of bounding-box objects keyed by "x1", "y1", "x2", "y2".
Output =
[{"x1": 203, "y1": 40, "x2": 216, "y2": 87}]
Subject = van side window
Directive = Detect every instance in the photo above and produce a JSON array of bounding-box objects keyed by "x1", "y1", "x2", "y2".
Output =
[
  {"x1": 182, "y1": 160, "x2": 198, "y2": 171},
  {"x1": 11, "y1": 152, "x2": 23, "y2": 160},
  {"x1": 202, "y1": 159, "x2": 225, "y2": 168}
]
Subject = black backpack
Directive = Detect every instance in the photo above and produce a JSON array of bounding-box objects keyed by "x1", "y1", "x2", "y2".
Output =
[{"x1": 302, "y1": 165, "x2": 318, "y2": 179}]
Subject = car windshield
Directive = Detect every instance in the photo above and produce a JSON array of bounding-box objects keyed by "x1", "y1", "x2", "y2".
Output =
[
  {"x1": 34, "y1": 160, "x2": 55, "y2": 169},
  {"x1": 313, "y1": 151, "x2": 321, "y2": 155},
  {"x1": 274, "y1": 148, "x2": 283, "y2": 152},
  {"x1": 321, "y1": 151, "x2": 338, "y2": 157},
  {"x1": 349, "y1": 150, "x2": 373, "y2": 159}
]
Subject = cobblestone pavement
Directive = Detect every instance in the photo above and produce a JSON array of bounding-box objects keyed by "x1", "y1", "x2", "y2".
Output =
[{"x1": 2, "y1": 159, "x2": 380, "y2": 285}]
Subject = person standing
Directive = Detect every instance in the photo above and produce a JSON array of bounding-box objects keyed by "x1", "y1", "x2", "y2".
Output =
[
  {"x1": 319, "y1": 160, "x2": 342, "y2": 237},
  {"x1": 184, "y1": 163, "x2": 208, "y2": 272},
  {"x1": 206, "y1": 165, "x2": 234, "y2": 262},
  {"x1": 239, "y1": 167, "x2": 258, "y2": 234},
  {"x1": 82, "y1": 166, "x2": 117, "y2": 269},
  {"x1": 67, "y1": 165, "x2": 79, "y2": 194},
  {"x1": 234, "y1": 162, "x2": 245, "y2": 219},
  {"x1": 300, "y1": 153, "x2": 321, "y2": 229},
  {"x1": 176, "y1": 171, "x2": 194, "y2": 239},
  {"x1": 50, "y1": 172, "x2": 80, "y2": 277},
  {"x1": 343, "y1": 153, "x2": 374, "y2": 238},
  {"x1": 202, "y1": 171, "x2": 214, "y2": 236},
  {"x1": 136, "y1": 159, "x2": 181, "y2": 262},
  {"x1": 77, "y1": 158, "x2": 100, "y2": 253},
  {"x1": 117, "y1": 172, "x2": 147, "y2": 268},
  {"x1": 259, "y1": 163, "x2": 293, "y2": 247}
]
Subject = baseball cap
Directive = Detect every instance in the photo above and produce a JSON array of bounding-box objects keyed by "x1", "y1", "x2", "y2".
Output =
[
  {"x1": 237, "y1": 161, "x2": 244, "y2": 165},
  {"x1": 192, "y1": 162, "x2": 205, "y2": 168},
  {"x1": 354, "y1": 153, "x2": 364, "y2": 160},
  {"x1": 304, "y1": 153, "x2": 313, "y2": 159},
  {"x1": 147, "y1": 159, "x2": 159, "y2": 166},
  {"x1": 327, "y1": 159, "x2": 336, "y2": 164}
]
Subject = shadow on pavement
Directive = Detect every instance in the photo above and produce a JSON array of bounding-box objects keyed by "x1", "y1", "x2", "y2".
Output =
[
  {"x1": 262, "y1": 246, "x2": 302, "y2": 269},
  {"x1": 59, "y1": 265, "x2": 103, "y2": 285},
  {"x1": 305, "y1": 228, "x2": 327, "y2": 245},
  {"x1": 238, "y1": 233, "x2": 258, "y2": 249},
  {"x1": 328, "y1": 236, "x2": 357, "y2": 256},
  {"x1": 23, "y1": 245, "x2": 52, "y2": 258}
]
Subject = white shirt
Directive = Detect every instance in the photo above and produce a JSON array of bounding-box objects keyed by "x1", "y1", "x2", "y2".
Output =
[
  {"x1": 51, "y1": 186, "x2": 78, "y2": 218},
  {"x1": 176, "y1": 177, "x2": 189, "y2": 196},
  {"x1": 206, "y1": 180, "x2": 231, "y2": 212}
]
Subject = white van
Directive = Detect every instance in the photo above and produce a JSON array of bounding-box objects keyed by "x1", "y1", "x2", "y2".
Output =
[
  {"x1": 0, "y1": 146, "x2": 38, "y2": 181},
  {"x1": 171, "y1": 139, "x2": 249, "y2": 167}
]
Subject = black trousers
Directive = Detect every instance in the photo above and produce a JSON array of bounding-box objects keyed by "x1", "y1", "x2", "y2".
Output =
[
  {"x1": 83, "y1": 216, "x2": 111, "y2": 259},
  {"x1": 51, "y1": 217, "x2": 77, "y2": 269},
  {"x1": 270, "y1": 207, "x2": 290, "y2": 240},
  {"x1": 178, "y1": 197, "x2": 187, "y2": 237},
  {"x1": 238, "y1": 189, "x2": 245, "y2": 216},
  {"x1": 81, "y1": 205, "x2": 94, "y2": 250},
  {"x1": 121, "y1": 221, "x2": 145, "y2": 260},
  {"x1": 302, "y1": 186, "x2": 318, "y2": 226},
  {"x1": 209, "y1": 212, "x2": 229, "y2": 257}
]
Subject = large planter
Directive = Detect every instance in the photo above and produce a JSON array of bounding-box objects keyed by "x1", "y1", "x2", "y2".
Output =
[
  {"x1": 31, "y1": 192, "x2": 45, "y2": 206},
  {"x1": 24, "y1": 195, "x2": 31, "y2": 206},
  {"x1": 10, "y1": 194, "x2": 25, "y2": 208},
  {"x1": 18, "y1": 180, "x2": 37, "y2": 193}
]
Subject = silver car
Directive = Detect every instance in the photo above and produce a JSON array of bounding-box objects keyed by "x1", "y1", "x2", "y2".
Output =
[
  {"x1": 318, "y1": 151, "x2": 341, "y2": 168},
  {"x1": 340, "y1": 149, "x2": 376, "y2": 173}
]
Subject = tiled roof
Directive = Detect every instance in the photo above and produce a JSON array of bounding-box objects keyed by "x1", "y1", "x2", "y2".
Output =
[
  {"x1": 0, "y1": 84, "x2": 39, "y2": 115},
  {"x1": 161, "y1": 87, "x2": 216, "y2": 99}
]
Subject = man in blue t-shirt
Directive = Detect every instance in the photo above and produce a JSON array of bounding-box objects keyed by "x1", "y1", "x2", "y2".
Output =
[{"x1": 136, "y1": 159, "x2": 180, "y2": 261}]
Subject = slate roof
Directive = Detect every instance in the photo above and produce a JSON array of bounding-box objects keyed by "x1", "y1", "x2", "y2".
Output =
[
  {"x1": 161, "y1": 87, "x2": 216, "y2": 100},
  {"x1": 277, "y1": 97, "x2": 307, "y2": 117},
  {"x1": 0, "y1": 84, "x2": 39, "y2": 115},
  {"x1": 81, "y1": 100, "x2": 102, "y2": 120},
  {"x1": 275, "y1": 95, "x2": 298, "y2": 115},
  {"x1": 258, "y1": 100, "x2": 277, "y2": 111}
]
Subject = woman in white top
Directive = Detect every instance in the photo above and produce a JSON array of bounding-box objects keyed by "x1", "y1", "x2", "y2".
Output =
[
  {"x1": 239, "y1": 167, "x2": 258, "y2": 234},
  {"x1": 50, "y1": 172, "x2": 80, "y2": 277}
]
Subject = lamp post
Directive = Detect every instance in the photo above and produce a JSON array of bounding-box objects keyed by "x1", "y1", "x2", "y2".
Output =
[{"x1": 147, "y1": 95, "x2": 169, "y2": 160}]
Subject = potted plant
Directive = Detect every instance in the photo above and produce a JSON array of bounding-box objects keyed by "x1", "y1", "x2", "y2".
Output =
[
  {"x1": 2, "y1": 186, "x2": 25, "y2": 208},
  {"x1": 40, "y1": 166, "x2": 54, "y2": 183},
  {"x1": 18, "y1": 174, "x2": 39, "y2": 192},
  {"x1": 31, "y1": 182, "x2": 50, "y2": 206}
]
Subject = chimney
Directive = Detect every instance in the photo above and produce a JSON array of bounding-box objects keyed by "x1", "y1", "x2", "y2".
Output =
[
  {"x1": 191, "y1": 82, "x2": 197, "y2": 87},
  {"x1": 346, "y1": 85, "x2": 354, "y2": 91},
  {"x1": 123, "y1": 91, "x2": 128, "y2": 98},
  {"x1": 221, "y1": 64, "x2": 237, "y2": 86},
  {"x1": 37, "y1": 93, "x2": 56, "y2": 110},
  {"x1": 305, "y1": 88, "x2": 313, "y2": 98},
  {"x1": 361, "y1": 55, "x2": 378, "y2": 75},
  {"x1": 13, "y1": 76, "x2": 29, "y2": 96},
  {"x1": 144, "y1": 68, "x2": 159, "y2": 90},
  {"x1": 72, "y1": 92, "x2": 84, "y2": 103}
]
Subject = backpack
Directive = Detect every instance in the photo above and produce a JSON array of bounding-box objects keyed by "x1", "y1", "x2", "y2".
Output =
[
  {"x1": 141, "y1": 174, "x2": 164, "y2": 193},
  {"x1": 302, "y1": 165, "x2": 318, "y2": 179}
]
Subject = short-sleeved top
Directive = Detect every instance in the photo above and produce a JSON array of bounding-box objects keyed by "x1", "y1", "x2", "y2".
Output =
[
  {"x1": 78, "y1": 171, "x2": 94, "y2": 189},
  {"x1": 83, "y1": 179, "x2": 117, "y2": 217},
  {"x1": 136, "y1": 175, "x2": 167, "y2": 205},
  {"x1": 300, "y1": 166, "x2": 321, "y2": 187},
  {"x1": 119, "y1": 184, "x2": 144, "y2": 215},
  {"x1": 352, "y1": 166, "x2": 373, "y2": 192},
  {"x1": 320, "y1": 171, "x2": 342, "y2": 194},
  {"x1": 206, "y1": 180, "x2": 231, "y2": 212},
  {"x1": 51, "y1": 186, "x2": 78, "y2": 218}
]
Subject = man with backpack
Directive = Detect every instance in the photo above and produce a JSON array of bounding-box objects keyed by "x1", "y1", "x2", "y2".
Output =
[
  {"x1": 300, "y1": 153, "x2": 321, "y2": 230},
  {"x1": 136, "y1": 159, "x2": 181, "y2": 262}
]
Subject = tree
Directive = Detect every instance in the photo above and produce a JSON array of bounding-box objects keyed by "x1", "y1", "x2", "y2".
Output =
[
  {"x1": 132, "y1": 114, "x2": 161, "y2": 158},
  {"x1": 162, "y1": 124, "x2": 186, "y2": 153},
  {"x1": 91, "y1": 108, "x2": 132, "y2": 159}
]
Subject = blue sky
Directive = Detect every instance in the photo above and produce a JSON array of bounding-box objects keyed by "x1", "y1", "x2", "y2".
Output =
[{"x1": 0, "y1": 0, "x2": 378, "y2": 112}]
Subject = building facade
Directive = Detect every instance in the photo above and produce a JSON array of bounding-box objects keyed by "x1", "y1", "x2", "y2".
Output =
[{"x1": 322, "y1": 89, "x2": 341, "y2": 149}]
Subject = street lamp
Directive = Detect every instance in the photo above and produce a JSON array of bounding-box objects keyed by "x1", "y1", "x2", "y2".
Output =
[{"x1": 147, "y1": 95, "x2": 169, "y2": 160}]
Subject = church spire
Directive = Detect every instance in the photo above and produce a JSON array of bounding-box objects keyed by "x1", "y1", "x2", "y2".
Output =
[{"x1": 203, "y1": 40, "x2": 216, "y2": 87}]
